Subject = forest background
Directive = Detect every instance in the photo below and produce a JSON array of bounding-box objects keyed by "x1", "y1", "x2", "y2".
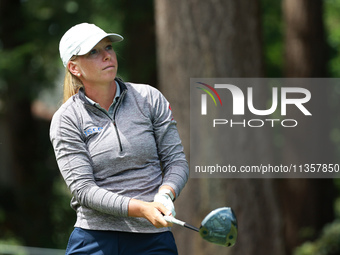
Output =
[{"x1": 1, "y1": 0, "x2": 340, "y2": 255}]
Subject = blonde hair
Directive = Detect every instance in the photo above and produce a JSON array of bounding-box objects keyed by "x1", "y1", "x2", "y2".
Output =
[{"x1": 63, "y1": 67, "x2": 84, "y2": 103}]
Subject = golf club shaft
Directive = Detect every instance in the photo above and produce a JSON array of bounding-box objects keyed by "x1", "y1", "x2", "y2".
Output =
[
  {"x1": 164, "y1": 216, "x2": 199, "y2": 232},
  {"x1": 183, "y1": 222, "x2": 199, "y2": 232}
]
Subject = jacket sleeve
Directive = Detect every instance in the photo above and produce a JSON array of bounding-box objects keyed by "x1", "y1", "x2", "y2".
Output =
[
  {"x1": 150, "y1": 87, "x2": 189, "y2": 198},
  {"x1": 49, "y1": 104, "x2": 130, "y2": 216}
]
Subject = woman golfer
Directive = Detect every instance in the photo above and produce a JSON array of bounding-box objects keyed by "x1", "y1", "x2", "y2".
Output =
[{"x1": 50, "y1": 23, "x2": 189, "y2": 255}]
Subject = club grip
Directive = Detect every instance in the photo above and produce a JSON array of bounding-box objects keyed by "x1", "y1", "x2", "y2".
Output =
[{"x1": 164, "y1": 216, "x2": 185, "y2": 226}]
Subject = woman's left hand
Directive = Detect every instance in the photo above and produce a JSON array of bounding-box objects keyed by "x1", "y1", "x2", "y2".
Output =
[{"x1": 154, "y1": 192, "x2": 176, "y2": 217}]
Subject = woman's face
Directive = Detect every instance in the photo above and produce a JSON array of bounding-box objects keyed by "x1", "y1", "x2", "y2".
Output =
[{"x1": 69, "y1": 37, "x2": 118, "y2": 86}]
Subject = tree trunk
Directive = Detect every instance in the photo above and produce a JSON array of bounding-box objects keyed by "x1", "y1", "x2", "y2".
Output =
[
  {"x1": 283, "y1": 0, "x2": 327, "y2": 77},
  {"x1": 155, "y1": 1, "x2": 285, "y2": 254},
  {"x1": 280, "y1": 0, "x2": 335, "y2": 254},
  {"x1": 119, "y1": 1, "x2": 157, "y2": 86}
]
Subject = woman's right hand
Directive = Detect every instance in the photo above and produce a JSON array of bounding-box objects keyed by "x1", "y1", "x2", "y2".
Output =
[{"x1": 128, "y1": 199, "x2": 173, "y2": 228}]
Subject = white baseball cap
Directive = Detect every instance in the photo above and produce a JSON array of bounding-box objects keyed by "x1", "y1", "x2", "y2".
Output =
[{"x1": 59, "y1": 23, "x2": 124, "y2": 67}]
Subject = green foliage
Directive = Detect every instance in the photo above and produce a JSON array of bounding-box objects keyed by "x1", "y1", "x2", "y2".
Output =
[
  {"x1": 261, "y1": 0, "x2": 340, "y2": 78},
  {"x1": 293, "y1": 195, "x2": 340, "y2": 255},
  {"x1": 50, "y1": 177, "x2": 75, "y2": 248},
  {"x1": 0, "y1": 239, "x2": 27, "y2": 255},
  {"x1": 0, "y1": 42, "x2": 45, "y2": 101},
  {"x1": 0, "y1": 237, "x2": 26, "y2": 255},
  {"x1": 0, "y1": 0, "x2": 129, "y2": 104},
  {"x1": 325, "y1": 0, "x2": 340, "y2": 77},
  {"x1": 261, "y1": 0, "x2": 284, "y2": 77},
  {"x1": 294, "y1": 220, "x2": 340, "y2": 255}
]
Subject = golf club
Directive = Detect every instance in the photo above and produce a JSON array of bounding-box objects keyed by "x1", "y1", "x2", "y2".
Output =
[{"x1": 164, "y1": 207, "x2": 237, "y2": 247}]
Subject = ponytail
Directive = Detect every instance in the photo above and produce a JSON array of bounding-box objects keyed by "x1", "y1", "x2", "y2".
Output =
[{"x1": 63, "y1": 68, "x2": 83, "y2": 103}]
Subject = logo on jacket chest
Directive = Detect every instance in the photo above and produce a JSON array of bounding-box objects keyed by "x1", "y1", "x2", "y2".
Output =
[{"x1": 84, "y1": 127, "x2": 103, "y2": 137}]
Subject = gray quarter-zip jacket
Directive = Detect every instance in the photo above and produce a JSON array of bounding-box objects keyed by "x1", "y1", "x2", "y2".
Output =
[{"x1": 50, "y1": 79, "x2": 189, "y2": 233}]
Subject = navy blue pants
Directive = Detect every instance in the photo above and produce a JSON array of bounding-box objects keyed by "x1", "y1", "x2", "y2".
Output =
[{"x1": 65, "y1": 228, "x2": 178, "y2": 255}]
